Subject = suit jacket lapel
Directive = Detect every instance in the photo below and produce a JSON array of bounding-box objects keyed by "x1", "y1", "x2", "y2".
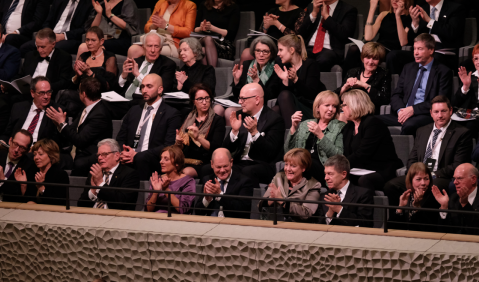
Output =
[
  {"x1": 108, "y1": 164, "x2": 123, "y2": 187},
  {"x1": 45, "y1": 49, "x2": 57, "y2": 79},
  {"x1": 224, "y1": 171, "x2": 240, "y2": 195},
  {"x1": 331, "y1": 0, "x2": 342, "y2": 20},
  {"x1": 342, "y1": 184, "x2": 356, "y2": 204},
  {"x1": 149, "y1": 101, "x2": 167, "y2": 143},
  {"x1": 437, "y1": 123, "x2": 454, "y2": 165},
  {"x1": 405, "y1": 64, "x2": 420, "y2": 103},
  {"x1": 257, "y1": 108, "x2": 268, "y2": 133},
  {"x1": 418, "y1": 123, "x2": 434, "y2": 160}
]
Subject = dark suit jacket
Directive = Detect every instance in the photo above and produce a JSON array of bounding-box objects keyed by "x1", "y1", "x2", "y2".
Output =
[
  {"x1": 441, "y1": 191, "x2": 479, "y2": 235},
  {"x1": 116, "y1": 100, "x2": 182, "y2": 157},
  {"x1": 116, "y1": 55, "x2": 177, "y2": 97},
  {"x1": 232, "y1": 60, "x2": 281, "y2": 102},
  {"x1": 390, "y1": 60, "x2": 452, "y2": 116},
  {"x1": 407, "y1": 121, "x2": 472, "y2": 178},
  {"x1": 297, "y1": 0, "x2": 357, "y2": 57},
  {"x1": 223, "y1": 106, "x2": 285, "y2": 164},
  {"x1": 20, "y1": 48, "x2": 73, "y2": 97},
  {"x1": 0, "y1": 150, "x2": 34, "y2": 203},
  {"x1": 24, "y1": 163, "x2": 69, "y2": 205},
  {"x1": 61, "y1": 100, "x2": 112, "y2": 158},
  {"x1": 179, "y1": 61, "x2": 216, "y2": 95},
  {"x1": 0, "y1": 0, "x2": 49, "y2": 36},
  {"x1": 78, "y1": 163, "x2": 140, "y2": 210},
  {"x1": 195, "y1": 171, "x2": 257, "y2": 219},
  {"x1": 407, "y1": 0, "x2": 466, "y2": 50},
  {"x1": 316, "y1": 183, "x2": 374, "y2": 227},
  {"x1": 451, "y1": 76, "x2": 479, "y2": 110},
  {"x1": 43, "y1": 0, "x2": 93, "y2": 41},
  {"x1": 0, "y1": 43, "x2": 20, "y2": 81}
]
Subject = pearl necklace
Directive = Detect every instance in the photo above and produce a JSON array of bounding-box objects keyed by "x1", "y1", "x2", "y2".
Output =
[{"x1": 91, "y1": 49, "x2": 104, "y2": 60}]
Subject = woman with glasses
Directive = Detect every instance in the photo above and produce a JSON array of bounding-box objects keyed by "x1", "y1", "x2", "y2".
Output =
[{"x1": 175, "y1": 84, "x2": 225, "y2": 178}]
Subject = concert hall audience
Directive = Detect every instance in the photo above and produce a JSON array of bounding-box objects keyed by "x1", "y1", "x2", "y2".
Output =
[
  {"x1": 285, "y1": 90, "x2": 344, "y2": 186},
  {"x1": 0, "y1": 24, "x2": 20, "y2": 82},
  {"x1": 259, "y1": 148, "x2": 321, "y2": 222},
  {"x1": 195, "y1": 148, "x2": 256, "y2": 218},
  {"x1": 341, "y1": 89, "x2": 403, "y2": 191},
  {"x1": 273, "y1": 34, "x2": 326, "y2": 128},
  {"x1": 336, "y1": 42, "x2": 391, "y2": 115},
  {"x1": 78, "y1": 139, "x2": 140, "y2": 210},
  {"x1": 194, "y1": 0, "x2": 240, "y2": 66},
  {"x1": 175, "y1": 84, "x2": 225, "y2": 179},
  {"x1": 146, "y1": 145, "x2": 196, "y2": 213}
]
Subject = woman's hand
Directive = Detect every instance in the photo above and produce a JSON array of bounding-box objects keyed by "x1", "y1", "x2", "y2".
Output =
[
  {"x1": 14, "y1": 168, "x2": 26, "y2": 182},
  {"x1": 432, "y1": 185, "x2": 449, "y2": 209},
  {"x1": 175, "y1": 129, "x2": 184, "y2": 145},
  {"x1": 340, "y1": 77, "x2": 357, "y2": 94},
  {"x1": 268, "y1": 183, "x2": 283, "y2": 200},
  {"x1": 290, "y1": 111, "x2": 303, "y2": 134},
  {"x1": 175, "y1": 71, "x2": 188, "y2": 84},
  {"x1": 458, "y1": 66, "x2": 472, "y2": 92},
  {"x1": 287, "y1": 67, "x2": 298, "y2": 83},
  {"x1": 150, "y1": 171, "x2": 170, "y2": 191},
  {"x1": 307, "y1": 120, "x2": 324, "y2": 139},
  {"x1": 274, "y1": 64, "x2": 289, "y2": 85},
  {"x1": 200, "y1": 19, "x2": 208, "y2": 31},
  {"x1": 187, "y1": 124, "x2": 200, "y2": 140},
  {"x1": 232, "y1": 64, "x2": 243, "y2": 84},
  {"x1": 74, "y1": 60, "x2": 84, "y2": 76},
  {"x1": 395, "y1": 0, "x2": 405, "y2": 16},
  {"x1": 247, "y1": 64, "x2": 259, "y2": 83},
  {"x1": 104, "y1": 0, "x2": 112, "y2": 18},
  {"x1": 263, "y1": 13, "x2": 273, "y2": 30},
  {"x1": 151, "y1": 15, "x2": 167, "y2": 29},
  {"x1": 398, "y1": 189, "x2": 411, "y2": 207},
  {"x1": 412, "y1": 188, "x2": 425, "y2": 207},
  {"x1": 34, "y1": 171, "x2": 46, "y2": 190},
  {"x1": 369, "y1": 0, "x2": 379, "y2": 8},
  {"x1": 160, "y1": 174, "x2": 171, "y2": 190},
  {"x1": 92, "y1": 0, "x2": 102, "y2": 14}
]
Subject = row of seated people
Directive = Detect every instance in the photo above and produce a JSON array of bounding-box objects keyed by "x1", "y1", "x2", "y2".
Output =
[{"x1": 1, "y1": 127, "x2": 478, "y2": 235}]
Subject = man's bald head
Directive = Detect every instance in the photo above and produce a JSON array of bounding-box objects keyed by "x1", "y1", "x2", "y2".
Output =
[
  {"x1": 143, "y1": 73, "x2": 163, "y2": 87},
  {"x1": 140, "y1": 74, "x2": 163, "y2": 104},
  {"x1": 453, "y1": 163, "x2": 479, "y2": 194},
  {"x1": 239, "y1": 83, "x2": 265, "y2": 116},
  {"x1": 211, "y1": 148, "x2": 233, "y2": 181},
  {"x1": 212, "y1": 148, "x2": 232, "y2": 162},
  {"x1": 455, "y1": 163, "x2": 479, "y2": 179},
  {"x1": 241, "y1": 83, "x2": 264, "y2": 99}
]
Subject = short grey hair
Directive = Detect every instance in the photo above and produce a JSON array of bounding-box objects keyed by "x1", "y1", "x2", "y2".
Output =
[
  {"x1": 249, "y1": 35, "x2": 277, "y2": 60},
  {"x1": 179, "y1": 37, "x2": 204, "y2": 60},
  {"x1": 414, "y1": 33, "x2": 436, "y2": 50},
  {"x1": 97, "y1": 138, "x2": 120, "y2": 152},
  {"x1": 469, "y1": 166, "x2": 479, "y2": 179},
  {"x1": 324, "y1": 155, "x2": 350, "y2": 177},
  {"x1": 142, "y1": 31, "x2": 164, "y2": 47}
]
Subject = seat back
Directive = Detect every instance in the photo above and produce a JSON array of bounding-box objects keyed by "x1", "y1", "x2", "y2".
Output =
[
  {"x1": 192, "y1": 183, "x2": 203, "y2": 215},
  {"x1": 214, "y1": 67, "x2": 233, "y2": 96},
  {"x1": 138, "y1": 8, "x2": 152, "y2": 32},
  {"x1": 464, "y1": 18, "x2": 478, "y2": 47},
  {"x1": 391, "y1": 135, "x2": 414, "y2": 166},
  {"x1": 235, "y1": 11, "x2": 255, "y2": 44},
  {"x1": 373, "y1": 190, "x2": 389, "y2": 228},
  {"x1": 136, "y1": 181, "x2": 150, "y2": 211},
  {"x1": 453, "y1": 76, "x2": 459, "y2": 97},
  {"x1": 112, "y1": 120, "x2": 122, "y2": 139},
  {"x1": 224, "y1": 126, "x2": 231, "y2": 140},
  {"x1": 353, "y1": 14, "x2": 364, "y2": 40},
  {"x1": 69, "y1": 176, "x2": 88, "y2": 207},
  {"x1": 250, "y1": 188, "x2": 262, "y2": 220},
  {"x1": 320, "y1": 72, "x2": 342, "y2": 90},
  {"x1": 391, "y1": 74, "x2": 399, "y2": 91}
]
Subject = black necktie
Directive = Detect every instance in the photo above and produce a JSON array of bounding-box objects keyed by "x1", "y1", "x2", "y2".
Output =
[{"x1": 38, "y1": 56, "x2": 50, "y2": 63}]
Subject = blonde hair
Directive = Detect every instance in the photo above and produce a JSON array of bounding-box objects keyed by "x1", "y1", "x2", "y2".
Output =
[
  {"x1": 284, "y1": 148, "x2": 312, "y2": 171},
  {"x1": 312, "y1": 90, "x2": 340, "y2": 120},
  {"x1": 31, "y1": 139, "x2": 60, "y2": 165},
  {"x1": 278, "y1": 34, "x2": 307, "y2": 60},
  {"x1": 342, "y1": 89, "x2": 375, "y2": 119},
  {"x1": 361, "y1": 42, "x2": 386, "y2": 63}
]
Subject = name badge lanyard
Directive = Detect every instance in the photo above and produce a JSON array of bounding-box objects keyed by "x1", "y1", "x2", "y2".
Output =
[{"x1": 136, "y1": 111, "x2": 156, "y2": 136}]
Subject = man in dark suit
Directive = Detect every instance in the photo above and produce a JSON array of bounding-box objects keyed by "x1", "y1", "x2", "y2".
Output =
[
  {"x1": 377, "y1": 33, "x2": 452, "y2": 135},
  {"x1": 78, "y1": 139, "x2": 140, "y2": 210},
  {"x1": 195, "y1": 148, "x2": 257, "y2": 218},
  {"x1": 384, "y1": 95, "x2": 472, "y2": 207},
  {"x1": 0, "y1": 129, "x2": 34, "y2": 202},
  {"x1": 220, "y1": 83, "x2": 285, "y2": 184},
  {"x1": 19, "y1": 28, "x2": 73, "y2": 98},
  {"x1": 433, "y1": 163, "x2": 479, "y2": 235},
  {"x1": 316, "y1": 155, "x2": 374, "y2": 227},
  {"x1": 46, "y1": 77, "x2": 112, "y2": 176},
  {"x1": 296, "y1": 0, "x2": 357, "y2": 72},
  {"x1": 0, "y1": 0, "x2": 49, "y2": 49},
  {"x1": 116, "y1": 73, "x2": 182, "y2": 181},
  {"x1": 19, "y1": 0, "x2": 93, "y2": 56}
]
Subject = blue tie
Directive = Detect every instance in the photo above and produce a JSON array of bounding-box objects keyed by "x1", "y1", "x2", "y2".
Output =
[
  {"x1": 136, "y1": 106, "x2": 153, "y2": 152},
  {"x1": 2, "y1": 0, "x2": 19, "y2": 34},
  {"x1": 407, "y1": 67, "x2": 426, "y2": 107},
  {"x1": 423, "y1": 129, "x2": 442, "y2": 163},
  {"x1": 429, "y1": 7, "x2": 436, "y2": 34}
]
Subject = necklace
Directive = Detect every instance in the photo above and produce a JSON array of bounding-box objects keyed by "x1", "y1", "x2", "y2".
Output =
[
  {"x1": 91, "y1": 49, "x2": 104, "y2": 60},
  {"x1": 362, "y1": 72, "x2": 371, "y2": 79}
]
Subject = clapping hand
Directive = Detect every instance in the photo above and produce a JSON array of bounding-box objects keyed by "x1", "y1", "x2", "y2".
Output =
[
  {"x1": 243, "y1": 116, "x2": 258, "y2": 136},
  {"x1": 247, "y1": 64, "x2": 259, "y2": 83},
  {"x1": 409, "y1": 5, "x2": 421, "y2": 27},
  {"x1": 120, "y1": 145, "x2": 136, "y2": 164},
  {"x1": 274, "y1": 64, "x2": 289, "y2": 84},
  {"x1": 90, "y1": 163, "x2": 103, "y2": 187},
  {"x1": 0, "y1": 166, "x2": 4, "y2": 180},
  {"x1": 416, "y1": 5, "x2": 431, "y2": 23},
  {"x1": 175, "y1": 71, "x2": 188, "y2": 84},
  {"x1": 412, "y1": 188, "x2": 425, "y2": 207},
  {"x1": 92, "y1": 0, "x2": 102, "y2": 14},
  {"x1": 175, "y1": 129, "x2": 184, "y2": 146},
  {"x1": 324, "y1": 193, "x2": 342, "y2": 214},
  {"x1": 307, "y1": 120, "x2": 324, "y2": 139},
  {"x1": 431, "y1": 185, "x2": 449, "y2": 209},
  {"x1": 320, "y1": 0, "x2": 330, "y2": 20},
  {"x1": 287, "y1": 67, "x2": 298, "y2": 83},
  {"x1": 458, "y1": 66, "x2": 472, "y2": 92},
  {"x1": 151, "y1": 15, "x2": 167, "y2": 29},
  {"x1": 399, "y1": 189, "x2": 411, "y2": 207},
  {"x1": 104, "y1": 0, "x2": 112, "y2": 18},
  {"x1": 204, "y1": 178, "x2": 221, "y2": 202},
  {"x1": 34, "y1": 171, "x2": 46, "y2": 190},
  {"x1": 229, "y1": 111, "x2": 242, "y2": 135},
  {"x1": 232, "y1": 64, "x2": 243, "y2": 84},
  {"x1": 187, "y1": 124, "x2": 200, "y2": 140},
  {"x1": 290, "y1": 111, "x2": 303, "y2": 134}
]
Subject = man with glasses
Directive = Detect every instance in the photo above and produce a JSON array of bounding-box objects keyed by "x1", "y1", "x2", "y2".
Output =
[
  {"x1": 78, "y1": 139, "x2": 140, "y2": 210},
  {"x1": 116, "y1": 73, "x2": 181, "y2": 180},
  {"x1": 220, "y1": 83, "x2": 285, "y2": 184},
  {"x1": 0, "y1": 129, "x2": 34, "y2": 202}
]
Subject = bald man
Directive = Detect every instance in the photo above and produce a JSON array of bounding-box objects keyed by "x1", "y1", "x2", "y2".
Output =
[
  {"x1": 116, "y1": 74, "x2": 182, "y2": 180},
  {"x1": 216, "y1": 83, "x2": 285, "y2": 184},
  {"x1": 433, "y1": 163, "x2": 479, "y2": 235},
  {"x1": 194, "y1": 148, "x2": 257, "y2": 218}
]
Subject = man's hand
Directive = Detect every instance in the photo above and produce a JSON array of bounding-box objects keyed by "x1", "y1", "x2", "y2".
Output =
[
  {"x1": 324, "y1": 193, "x2": 342, "y2": 214},
  {"x1": 130, "y1": 59, "x2": 140, "y2": 78},
  {"x1": 90, "y1": 163, "x2": 103, "y2": 187},
  {"x1": 204, "y1": 178, "x2": 221, "y2": 202},
  {"x1": 397, "y1": 106, "x2": 414, "y2": 124},
  {"x1": 457, "y1": 185, "x2": 474, "y2": 207},
  {"x1": 417, "y1": 6, "x2": 431, "y2": 23},
  {"x1": 0, "y1": 166, "x2": 5, "y2": 180},
  {"x1": 55, "y1": 33, "x2": 65, "y2": 42},
  {"x1": 432, "y1": 185, "x2": 449, "y2": 209},
  {"x1": 243, "y1": 116, "x2": 258, "y2": 136},
  {"x1": 121, "y1": 58, "x2": 134, "y2": 79},
  {"x1": 230, "y1": 111, "x2": 242, "y2": 136},
  {"x1": 409, "y1": 5, "x2": 421, "y2": 28},
  {"x1": 320, "y1": 1, "x2": 330, "y2": 20},
  {"x1": 311, "y1": 0, "x2": 323, "y2": 18},
  {"x1": 120, "y1": 145, "x2": 136, "y2": 163},
  {"x1": 46, "y1": 106, "x2": 67, "y2": 126}
]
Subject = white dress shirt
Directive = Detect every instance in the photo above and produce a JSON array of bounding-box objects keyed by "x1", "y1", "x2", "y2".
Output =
[
  {"x1": 61, "y1": 99, "x2": 101, "y2": 132},
  {"x1": 202, "y1": 170, "x2": 233, "y2": 217},
  {"x1": 230, "y1": 107, "x2": 263, "y2": 161},
  {"x1": 136, "y1": 98, "x2": 162, "y2": 151},
  {"x1": 307, "y1": 0, "x2": 338, "y2": 49},
  {"x1": 118, "y1": 60, "x2": 155, "y2": 96},
  {"x1": 21, "y1": 103, "x2": 45, "y2": 143},
  {"x1": 0, "y1": 156, "x2": 19, "y2": 188},
  {"x1": 425, "y1": 119, "x2": 451, "y2": 172},
  {"x1": 32, "y1": 49, "x2": 55, "y2": 78},
  {"x1": 440, "y1": 187, "x2": 477, "y2": 219},
  {"x1": 88, "y1": 163, "x2": 120, "y2": 209},
  {"x1": 326, "y1": 180, "x2": 349, "y2": 224},
  {"x1": 5, "y1": 0, "x2": 25, "y2": 34},
  {"x1": 53, "y1": 0, "x2": 79, "y2": 38},
  {"x1": 412, "y1": 0, "x2": 444, "y2": 43}
]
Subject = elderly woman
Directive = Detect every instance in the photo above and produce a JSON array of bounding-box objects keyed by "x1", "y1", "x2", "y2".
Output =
[
  {"x1": 129, "y1": 0, "x2": 197, "y2": 58},
  {"x1": 176, "y1": 37, "x2": 216, "y2": 94},
  {"x1": 285, "y1": 90, "x2": 345, "y2": 186},
  {"x1": 258, "y1": 148, "x2": 321, "y2": 222},
  {"x1": 336, "y1": 42, "x2": 391, "y2": 115},
  {"x1": 175, "y1": 83, "x2": 226, "y2": 178},
  {"x1": 341, "y1": 89, "x2": 403, "y2": 190},
  {"x1": 451, "y1": 44, "x2": 479, "y2": 136},
  {"x1": 390, "y1": 162, "x2": 441, "y2": 232},
  {"x1": 146, "y1": 145, "x2": 196, "y2": 214},
  {"x1": 73, "y1": 27, "x2": 118, "y2": 92},
  {"x1": 17, "y1": 139, "x2": 69, "y2": 205},
  {"x1": 274, "y1": 34, "x2": 326, "y2": 128}
]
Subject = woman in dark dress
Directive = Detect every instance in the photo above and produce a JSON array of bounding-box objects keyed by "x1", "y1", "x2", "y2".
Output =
[
  {"x1": 194, "y1": 0, "x2": 240, "y2": 66},
  {"x1": 175, "y1": 83, "x2": 226, "y2": 178},
  {"x1": 19, "y1": 139, "x2": 69, "y2": 206},
  {"x1": 273, "y1": 34, "x2": 326, "y2": 128},
  {"x1": 335, "y1": 42, "x2": 391, "y2": 115}
]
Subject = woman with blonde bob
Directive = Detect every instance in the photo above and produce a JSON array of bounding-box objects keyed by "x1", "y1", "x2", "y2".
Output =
[
  {"x1": 285, "y1": 90, "x2": 345, "y2": 185},
  {"x1": 259, "y1": 148, "x2": 321, "y2": 222},
  {"x1": 341, "y1": 89, "x2": 403, "y2": 190},
  {"x1": 273, "y1": 34, "x2": 326, "y2": 128}
]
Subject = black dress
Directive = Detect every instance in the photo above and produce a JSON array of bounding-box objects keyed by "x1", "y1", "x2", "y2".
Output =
[
  {"x1": 179, "y1": 61, "x2": 216, "y2": 94},
  {"x1": 77, "y1": 50, "x2": 118, "y2": 92},
  {"x1": 259, "y1": 7, "x2": 302, "y2": 40},
  {"x1": 377, "y1": 13, "x2": 412, "y2": 51},
  {"x1": 25, "y1": 163, "x2": 70, "y2": 206}
]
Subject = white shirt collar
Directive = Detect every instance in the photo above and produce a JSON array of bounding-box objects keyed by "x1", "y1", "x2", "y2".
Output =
[
  {"x1": 473, "y1": 70, "x2": 478, "y2": 78},
  {"x1": 217, "y1": 169, "x2": 233, "y2": 184},
  {"x1": 31, "y1": 102, "x2": 44, "y2": 112},
  {"x1": 44, "y1": 48, "x2": 55, "y2": 59},
  {"x1": 431, "y1": 0, "x2": 444, "y2": 11},
  {"x1": 433, "y1": 118, "x2": 452, "y2": 131},
  {"x1": 104, "y1": 162, "x2": 120, "y2": 175},
  {"x1": 6, "y1": 155, "x2": 19, "y2": 165},
  {"x1": 328, "y1": 0, "x2": 339, "y2": 11},
  {"x1": 0, "y1": 43, "x2": 3, "y2": 49},
  {"x1": 145, "y1": 97, "x2": 162, "y2": 111},
  {"x1": 338, "y1": 180, "x2": 350, "y2": 197},
  {"x1": 84, "y1": 99, "x2": 101, "y2": 114},
  {"x1": 468, "y1": 187, "x2": 477, "y2": 206},
  {"x1": 252, "y1": 106, "x2": 263, "y2": 121}
]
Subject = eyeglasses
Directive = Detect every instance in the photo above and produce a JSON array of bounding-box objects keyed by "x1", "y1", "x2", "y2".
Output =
[
  {"x1": 238, "y1": 95, "x2": 257, "y2": 103},
  {"x1": 195, "y1": 96, "x2": 211, "y2": 103},
  {"x1": 36, "y1": 90, "x2": 53, "y2": 96},
  {"x1": 97, "y1": 151, "x2": 117, "y2": 158},
  {"x1": 11, "y1": 141, "x2": 28, "y2": 153},
  {"x1": 254, "y1": 49, "x2": 270, "y2": 55}
]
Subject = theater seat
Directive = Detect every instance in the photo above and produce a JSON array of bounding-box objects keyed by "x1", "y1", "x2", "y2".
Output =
[
  {"x1": 215, "y1": 67, "x2": 233, "y2": 96},
  {"x1": 137, "y1": 181, "x2": 150, "y2": 211},
  {"x1": 373, "y1": 190, "x2": 389, "y2": 228},
  {"x1": 250, "y1": 188, "x2": 263, "y2": 220},
  {"x1": 391, "y1": 135, "x2": 414, "y2": 176},
  {"x1": 69, "y1": 176, "x2": 88, "y2": 207},
  {"x1": 459, "y1": 18, "x2": 478, "y2": 64},
  {"x1": 112, "y1": 120, "x2": 122, "y2": 139},
  {"x1": 234, "y1": 11, "x2": 256, "y2": 61},
  {"x1": 320, "y1": 72, "x2": 342, "y2": 90}
]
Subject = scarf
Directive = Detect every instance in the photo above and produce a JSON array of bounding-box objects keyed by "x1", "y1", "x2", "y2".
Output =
[
  {"x1": 272, "y1": 173, "x2": 308, "y2": 198},
  {"x1": 179, "y1": 107, "x2": 215, "y2": 147},
  {"x1": 246, "y1": 59, "x2": 274, "y2": 85}
]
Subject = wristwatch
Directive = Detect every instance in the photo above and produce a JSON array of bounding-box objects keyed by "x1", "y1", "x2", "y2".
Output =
[
  {"x1": 165, "y1": 23, "x2": 169, "y2": 30},
  {"x1": 109, "y1": 14, "x2": 115, "y2": 20},
  {"x1": 431, "y1": 172, "x2": 437, "y2": 179}
]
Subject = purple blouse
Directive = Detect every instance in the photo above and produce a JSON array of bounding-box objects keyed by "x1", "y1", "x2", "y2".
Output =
[{"x1": 146, "y1": 175, "x2": 196, "y2": 214}]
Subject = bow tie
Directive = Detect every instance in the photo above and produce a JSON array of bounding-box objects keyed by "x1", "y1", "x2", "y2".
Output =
[{"x1": 38, "y1": 56, "x2": 50, "y2": 63}]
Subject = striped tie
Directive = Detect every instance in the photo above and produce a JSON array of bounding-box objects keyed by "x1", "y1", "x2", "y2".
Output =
[
  {"x1": 423, "y1": 129, "x2": 442, "y2": 163},
  {"x1": 1, "y1": 0, "x2": 20, "y2": 34},
  {"x1": 27, "y1": 109, "x2": 42, "y2": 135}
]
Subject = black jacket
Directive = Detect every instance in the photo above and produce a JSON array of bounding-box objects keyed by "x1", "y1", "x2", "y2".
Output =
[
  {"x1": 178, "y1": 61, "x2": 216, "y2": 95},
  {"x1": 407, "y1": 121, "x2": 472, "y2": 179},
  {"x1": 0, "y1": 43, "x2": 20, "y2": 81},
  {"x1": 195, "y1": 170, "x2": 257, "y2": 219},
  {"x1": 0, "y1": 0, "x2": 49, "y2": 36},
  {"x1": 78, "y1": 163, "x2": 140, "y2": 210},
  {"x1": 232, "y1": 60, "x2": 281, "y2": 102},
  {"x1": 390, "y1": 60, "x2": 452, "y2": 116},
  {"x1": 43, "y1": 0, "x2": 93, "y2": 41},
  {"x1": 24, "y1": 163, "x2": 69, "y2": 206},
  {"x1": 0, "y1": 150, "x2": 34, "y2": 203},
  {"x1": 440, "y1": 191, "x2": 479, "y2": 235},
  {"x1": 451, "y1": 75, "x2": 479, "y2": 110}
]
